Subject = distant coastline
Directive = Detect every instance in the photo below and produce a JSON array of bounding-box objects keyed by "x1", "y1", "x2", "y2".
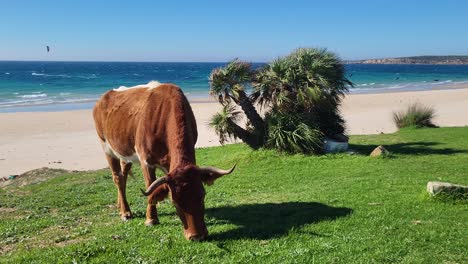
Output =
[{"x1": 348, "y1": 56, "x2": 468, "y2": 65}]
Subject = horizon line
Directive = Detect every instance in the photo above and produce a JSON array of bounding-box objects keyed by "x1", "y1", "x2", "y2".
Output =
[
  {"x1": 2, "y1": 54, "x2": 467, "y2": 64},
  {"x1": 0, "y1": 59, "x2": 267, "y2": 64}
]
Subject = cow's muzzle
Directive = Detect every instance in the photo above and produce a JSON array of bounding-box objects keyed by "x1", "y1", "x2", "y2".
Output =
[{"x1": 184, "y1": 229, "x2": 208, "y2": 241}]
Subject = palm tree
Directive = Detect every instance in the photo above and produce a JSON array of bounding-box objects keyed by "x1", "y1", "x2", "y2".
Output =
[
  {"x1": 209, "y1": 59, "x2": 265, "y2": 147},
  {"x1": 208, "y1": 48, "x2": 351, "y2": 153},
  {"x1": 253, "y1": 48, "x2": 352, "y2": 140},
  {"x1": 209, "y1": 103, "x2": 260, "y2": 147}
]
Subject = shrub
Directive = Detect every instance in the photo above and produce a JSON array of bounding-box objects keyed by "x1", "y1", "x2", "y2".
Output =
[
  {"x1": 253, "y1": 48, "x2": 351, "y2": 139},
  {"x1": 209, "y1": 48, "x2": 351, "y2": 154},
  {"x1": 393, "y1": 103, "x2": 436, "y2": 129},
  {"x1": 265, "y1": 112, "x2": 323, "y2": 154}
]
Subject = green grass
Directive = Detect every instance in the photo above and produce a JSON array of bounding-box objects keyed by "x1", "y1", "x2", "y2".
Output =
[{"x1": 1, "y1": 127, "x2": 467, "y2": 263}]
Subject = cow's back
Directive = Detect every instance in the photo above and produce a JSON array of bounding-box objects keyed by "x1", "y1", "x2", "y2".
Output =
[{"x1": 93, "y1": 84, "x2": 198, "y2": 163}]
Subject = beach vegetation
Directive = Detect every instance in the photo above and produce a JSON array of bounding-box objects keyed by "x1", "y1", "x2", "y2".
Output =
[
  {"x1": 265, "y1": 111, "x2": 323, "y2": 154},
  {"x1": 1, "y1": 127, "x2": 467, "y2": 263},
  {"x1": 393, "y1": 102, "x2": 437, "y2": 129},
  {"x1": 209, "y1": 59, "x2": 265, "y2": 148},
  {"x1": 209, "y1": 48, "x2": 351, "y2": 154}
]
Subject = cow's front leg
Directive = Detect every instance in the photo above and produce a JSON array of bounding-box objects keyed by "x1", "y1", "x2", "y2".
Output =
[
  {"x1": 105, "y1": 154, "x2": 132, "y2": 221},
  {"x1": 140, "y1": 163, "x2": 159, "y2": 226},
  {"x1": 119, "y1": 160, "x2": 133, "y2": 220}
]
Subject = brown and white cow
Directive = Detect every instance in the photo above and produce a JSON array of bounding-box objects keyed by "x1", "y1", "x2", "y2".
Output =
[{"x1": 93, "y1": 81, "x2": 235, "y2": 241}]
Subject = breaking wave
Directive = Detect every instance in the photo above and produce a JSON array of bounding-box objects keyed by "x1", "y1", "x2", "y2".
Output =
[{"x1": 18, "y1": 93, "x2": 48, "y2": 98}]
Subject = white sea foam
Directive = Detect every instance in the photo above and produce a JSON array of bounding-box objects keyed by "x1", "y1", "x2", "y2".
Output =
[
  {"x1": 32, "y1": 72, "x2": 45, "y2": 76},
  {"x1": 349, "y1": 78, "x2": 468, "y2": 94},
  {"x1": 61, "y1": 98, "x2": 98, "y2": 103},
  {"x1": 32, "y1": 72, "x2": 72, "y2": 78},
  {"x1": 18, "y1": 93, "x2": 48, "y2": 99},
  {"x1": 0, "y1": 97, "x2": 98, "y2": 108}
]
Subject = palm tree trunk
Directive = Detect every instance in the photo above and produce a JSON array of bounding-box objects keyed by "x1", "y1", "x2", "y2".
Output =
[
  {"x1": 226, "y1": 119, "x2": 262, "y2": 149},
  {"x1": 237, "y1": 91, "x2": 264, "y2": 131},
  {"x1": 236, "y1": 91, "x2": 265, "y2": 146}
]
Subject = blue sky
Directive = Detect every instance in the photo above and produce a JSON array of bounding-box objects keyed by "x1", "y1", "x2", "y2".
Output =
[{"x1": 1, "y1": 0, "x2": 467, "y2": 62}]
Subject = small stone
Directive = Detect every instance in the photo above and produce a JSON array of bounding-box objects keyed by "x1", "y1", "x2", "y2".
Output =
[
  {"x1": 427, "y1": 181, "x2": 468, "y2": 196},
  {"x1": 370, "y1": 145, "x2": 389, "y2": 157}
]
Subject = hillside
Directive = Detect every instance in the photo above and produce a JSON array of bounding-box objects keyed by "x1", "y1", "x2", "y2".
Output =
[{"x1": 350, "y1": 56, "x2": 468, "y2": 65}]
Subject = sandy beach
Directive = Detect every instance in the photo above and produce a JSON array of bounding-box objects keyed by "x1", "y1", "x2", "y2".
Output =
[{"x1": 1, "y1": 87, "x2": 467, "y2": 177}]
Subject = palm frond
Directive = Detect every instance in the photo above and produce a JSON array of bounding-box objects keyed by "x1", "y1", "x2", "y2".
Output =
[
  {"x1": 209, "y1": 103, "x2": 242, "y2": 144},
  {"x1": 266, "y1": 112, "x2": 323, "y2": 154}
]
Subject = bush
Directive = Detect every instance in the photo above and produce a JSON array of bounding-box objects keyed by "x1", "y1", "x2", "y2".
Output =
[
  {"x1": 253, "y1": 48, "x2": 351, "y2": 139},
  {"x1": 209, "y1": 48, "x2": 351, "y2": 154},
  {"x1": 266, "y1": 112, "x2": 324, "y2": 154},
  {"x1": 393, "y1": 103, "x2": 436, "y2": 129}
]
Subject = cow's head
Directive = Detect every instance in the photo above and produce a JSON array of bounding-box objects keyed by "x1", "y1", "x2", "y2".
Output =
[{"x1": 141, "y1": 164, "x2": 236, "y2": 241}]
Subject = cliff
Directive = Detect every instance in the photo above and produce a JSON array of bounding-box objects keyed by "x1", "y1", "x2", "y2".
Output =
[{"x1": 349, "y1": 56, "x2": 468, "y2": 65}]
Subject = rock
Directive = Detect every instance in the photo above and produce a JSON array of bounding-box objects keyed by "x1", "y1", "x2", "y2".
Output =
[
  {"x1": 426, "y1": 181, "x2": 468, "y2": 196},
  {"x1": 370, "y1": 145, "x2": 389, "y2": 157}
]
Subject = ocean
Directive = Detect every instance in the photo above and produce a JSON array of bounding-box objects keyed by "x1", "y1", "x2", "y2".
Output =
[{"x1": 1, "y1": 61, "x2": 468, "y2": 113}]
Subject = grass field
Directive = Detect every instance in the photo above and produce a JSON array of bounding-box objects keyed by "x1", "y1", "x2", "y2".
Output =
[{"x1": 1, "y1": 127, "x2": 467, "y2": 263}]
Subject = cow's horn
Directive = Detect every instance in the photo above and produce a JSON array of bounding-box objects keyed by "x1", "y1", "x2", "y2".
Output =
[
  {"x1": 140, "y1": 176, "x2": 168, "y2": 196},
  {"x1": 200, "y1": 163, "x2": 237, "y2": 176}
]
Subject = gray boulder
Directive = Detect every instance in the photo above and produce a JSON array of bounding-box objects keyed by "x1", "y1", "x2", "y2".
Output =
[{"x1": 426, "y1": 181, "x2": 468, "y2": 196}]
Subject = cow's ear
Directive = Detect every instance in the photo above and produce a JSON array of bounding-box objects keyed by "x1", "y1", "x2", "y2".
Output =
[
  {"x1": 148, "y1": 184, "x2": 170, "y2": 204},
  {"x1": 200, "y1": 171, "x2": 217, "y2": 186},
  {"x1": 199, "y1": 164, "x2": 236, "y2": 186}
]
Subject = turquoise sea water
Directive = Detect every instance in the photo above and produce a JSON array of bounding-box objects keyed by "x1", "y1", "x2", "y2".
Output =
[{"x1": 1, "y1": 61, "x2": 468, "y2": 112}]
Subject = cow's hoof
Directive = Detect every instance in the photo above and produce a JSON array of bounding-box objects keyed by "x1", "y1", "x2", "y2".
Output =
[
  {"x1": 145, "y1": 219, "x2": 160, "y2": 226},
  {"x1": 120, "y1": 214, "x2": 132, "y2": 221}
]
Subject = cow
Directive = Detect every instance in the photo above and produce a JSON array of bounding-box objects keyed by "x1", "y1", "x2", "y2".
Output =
[{"x1": 93, "y1": 81, "x2": 235, "y2": 241}]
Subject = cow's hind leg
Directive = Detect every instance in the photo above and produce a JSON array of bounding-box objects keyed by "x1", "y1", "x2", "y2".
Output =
[
  {"x1": 105, "y1": 154, "x2": 132, "y2": 221},
  {"x1": 140, "y1": 163, "x2": 159, "y2": 226}
]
